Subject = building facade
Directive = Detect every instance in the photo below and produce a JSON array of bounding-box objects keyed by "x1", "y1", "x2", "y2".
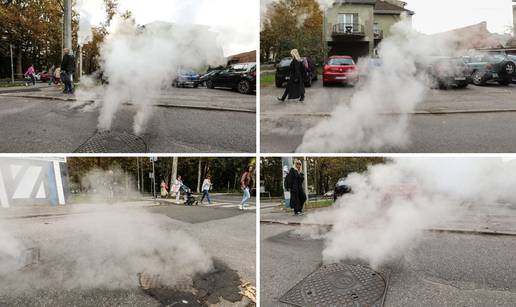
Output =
[
  {"x1": 0, "y1": 158, "x2": 68, "y2": 208},
  {"x1": 324, "y1": 0, "x2": 414, "y2": 60}
]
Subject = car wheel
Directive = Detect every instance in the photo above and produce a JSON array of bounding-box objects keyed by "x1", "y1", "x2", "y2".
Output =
[
  {"x1": 501, "y1": 62, "x2": 515, "y2": 76},
  {"x1": 498, "y1": 79, "x2": 511, "y2": 86},
  {"x1": 323, "y1": 81, "x2": 327, "y2": 87},
  {"x1": 472, "y1": 71, "x2": 485, "y2": 86},
  {"x1": 206, "y1": 80, "x2": 214, "y2": 89},
  {"x1": 456, "y1": 82, "x2": 468, "y2": 89},
  {"x1": 237, "y1": 79, "x2": 251, "y2": 94},
  {"x1": 305, "y1": 77, "x2": 312, "y2": 87}
]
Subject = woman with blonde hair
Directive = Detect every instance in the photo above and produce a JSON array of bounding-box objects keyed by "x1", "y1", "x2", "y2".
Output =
[
  {"x1": 278, "y1": 49, "x2": 306, "y2": 102},
  {"x1": 284, "y1": 159, "x2": 307, "y2": 216}
]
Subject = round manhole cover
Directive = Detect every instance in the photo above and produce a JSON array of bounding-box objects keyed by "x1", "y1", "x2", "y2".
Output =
[
  {"x1": 74, "y1": 131, "x2": 148, "y2": 153},
  {"x1": 279, "y1": 263, "x2": 386, "y2": 307}
]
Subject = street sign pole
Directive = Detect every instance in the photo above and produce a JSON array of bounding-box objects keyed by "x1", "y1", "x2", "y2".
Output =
[{"x1": 152, "y1": 158, "x2": 156, "y2": 199}]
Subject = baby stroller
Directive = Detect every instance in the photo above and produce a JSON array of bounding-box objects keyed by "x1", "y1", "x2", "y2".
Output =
[{"x1": 183, "y1": 186, "x2": 199, "y2": 206}]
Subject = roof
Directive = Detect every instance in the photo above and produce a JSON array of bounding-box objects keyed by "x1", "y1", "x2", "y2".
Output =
[
  {"x1": 429, "y1": 22, "x2": 508, "y2": 50},
  {"x1": 374, "y1": 0, "x2": 414, "y2": 15}
]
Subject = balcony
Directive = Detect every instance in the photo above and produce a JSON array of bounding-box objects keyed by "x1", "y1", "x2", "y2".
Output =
[{"x1": 332, "y1": 23, "x2": 365, "y2": 38}]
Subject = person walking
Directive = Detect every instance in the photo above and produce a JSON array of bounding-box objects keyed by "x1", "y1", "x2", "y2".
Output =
[
  {"x1": 200, "y1": 175, "x2": 212, "y2": 205},
  {"x1": 284, "y1": 159, "x2": 307, "y2": 216},
  {"x1": 160, "y1": 180, "x2": 169, "y2": 198},
  {"x1": 24, "y1": 64, "x2": 36, "y2": 86},
  {"x1": 54, "y1": 67, "x2": 61, "y2": 85},
  {"x1": 171, "y1": 175, "x2": 184, "y2": 204},
  {"x1": 48, "y1": 64, "x2": 56, "y2": 85},
  {"x1": 61, "y1": 48, "x2": 75, "y2": 94},
  {"x1": 277, "y1": 49, "x2": 306, "y2": 102},
  {"x1": 239, "y1": 166, "x2": 254, "y2": 210}
]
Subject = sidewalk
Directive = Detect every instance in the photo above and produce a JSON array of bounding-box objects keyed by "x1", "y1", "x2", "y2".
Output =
[
  {"x1": 0, "y1": 83, "x2": 51, "y2": 94},
  {"x1": 156, "y1": 197, "x2": 256, "y2": 210},
  {"x1": 0, "y1": 86, "x2": 256, "y2": 113},
  {"x1": 0, "y1": 200, "x2": 157, "y2": 219},
  {"x1": 260, "y1": 202, "x2": 516, "y2": 236}
]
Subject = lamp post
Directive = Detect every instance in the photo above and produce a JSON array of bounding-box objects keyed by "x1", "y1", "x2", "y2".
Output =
[{"x1": 9, "y1": 44, "x2": 14, "y2": 83}]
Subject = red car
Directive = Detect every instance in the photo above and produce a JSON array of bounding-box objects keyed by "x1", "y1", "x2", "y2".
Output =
[{"x1": 323, "y1": 56, "x2": 358, "y2": 86}]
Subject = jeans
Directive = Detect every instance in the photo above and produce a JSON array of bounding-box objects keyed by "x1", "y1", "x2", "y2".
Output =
[
  {"x1": 240, "y1": 187, "x2": 251, "y2": 207},
  {"x1": 63, "y1": 72, "x2": 73, "y2": 93},
  {"x1": 201, "y1": 190, "x2": 211, "y2": 204}
]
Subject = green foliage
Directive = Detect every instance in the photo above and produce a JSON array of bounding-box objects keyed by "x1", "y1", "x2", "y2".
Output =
[
  {"x1": 261, "y1": 157, "x2": 386, "y2": 197},
  {"x1": 261, "y1": 0, "x2": 324, "y2": 64}
]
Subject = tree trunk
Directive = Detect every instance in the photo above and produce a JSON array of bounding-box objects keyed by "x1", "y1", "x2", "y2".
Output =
[{"x1": 16, "y1": 47, "x2": 23, "y2": 78}]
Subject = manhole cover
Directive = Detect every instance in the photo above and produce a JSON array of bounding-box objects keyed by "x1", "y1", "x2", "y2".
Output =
[
  {"x1": 279, "y1": 263, "x2": 386, "y2": 307},
  {"x1": 74, "y1": 131, "x2": 148, "y2": 153}
]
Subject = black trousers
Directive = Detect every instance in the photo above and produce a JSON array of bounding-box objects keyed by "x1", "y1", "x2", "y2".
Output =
[{"x1": 281, "y1": 84, "x2": 304, "y2": 101}]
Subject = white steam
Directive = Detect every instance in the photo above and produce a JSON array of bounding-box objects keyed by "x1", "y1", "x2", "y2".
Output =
[
  {"x1": 302, "y1": 158, "x2": 516, "y2": 268},
  {"x1": 297, "y1": 18, "x2": 456, "y2": 152},
  {"x1": 0, "y1": 210, "x2": 212, "y2": 293},
  {"x1": 77, "y1": 0, "x2": 106, "y2": 46},
  {"x1": 91, "y1": 17, "x2": 224, "y2": 135}
]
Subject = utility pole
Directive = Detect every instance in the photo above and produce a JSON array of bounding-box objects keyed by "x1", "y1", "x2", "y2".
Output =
[
  {"x1": 63, "y1": 0, "x2": 72, "y2": 51},
  {"x1": 151, "y1": 157, "x2": 156, "y2": 199},
  {"x1": 171, "y1": 157, "x2": 178, "y2": 187},
  {"x1": 136, "y1": 157, "x2": 140, "y2": 192},
  {"x1": 9, "y1": 44, "x2": 14, "y2": 83},
  {"x1": 197, "y1": 159, "x2": 202, "y2": 193}
]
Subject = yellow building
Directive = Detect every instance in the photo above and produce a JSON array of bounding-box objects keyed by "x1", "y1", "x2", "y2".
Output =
[{"x1": 324, "y1": 0, "x2": 414, "y2": 60}]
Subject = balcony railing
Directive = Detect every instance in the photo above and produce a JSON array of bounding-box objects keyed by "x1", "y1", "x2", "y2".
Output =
[{"x1": 332, "y1": 23, "x2": 365, "y2": 36}]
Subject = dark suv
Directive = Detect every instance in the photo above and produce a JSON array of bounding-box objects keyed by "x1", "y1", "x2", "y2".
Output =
[
  {"x1": 426, "y1": 57, "x2": 471, "y2": 89},
  {"x1": 333, "y1": 177, "x2": 351, "y2": 201},
  {"x1": 205, "y1": 62, "x2": 256, "y2": 94},
  {"x1": 463, "y1": 54, "x2": 515, "y2": 86},
  {"x1": 275, "y1": 57, "x2": 317, "y2": 88}
]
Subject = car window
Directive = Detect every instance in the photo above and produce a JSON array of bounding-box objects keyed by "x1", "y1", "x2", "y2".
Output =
[
  {"x1": 336, "y1": 178, "x2": 348, "y2": 186},
  {"x1": 230, "y1": 64, "x2": 249, "y2": 72},
  {"x1": 278, "y1": 58, "x2": 292, "y2": 67},
  {"x1": 328, "y1": 58, "x2": 354, "y2": 65}
]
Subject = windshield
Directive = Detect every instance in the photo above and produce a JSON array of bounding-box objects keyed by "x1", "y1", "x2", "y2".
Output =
[
  {"x1": 336, "y1": 178, "x2": 348, "y2": 186},
  {"x1": 328, "y1": 58, "x2": 354, "y2": 65},
  {"x1": 179, "y1": 69, "x2": 197, "y2": 75},
  {"x1": 279, "y1": 58, "x2": 292, "y2": 67}
]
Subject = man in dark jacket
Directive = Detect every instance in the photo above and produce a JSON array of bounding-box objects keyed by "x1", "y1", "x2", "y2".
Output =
[{"x1": 61, "y1": 48, "x2": 75, "y2": 94}]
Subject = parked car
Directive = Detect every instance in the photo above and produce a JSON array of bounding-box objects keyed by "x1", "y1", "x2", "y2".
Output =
[
  {"x1": 333, "y1": 177, "x2": 351, "y2": 201},
  {"x1": 323, "y1": 190, "x2": 334, "y2": 199},
  {"x1": 509, "y1": 55, "x2": 516, "y2": 83},
  {"x1": 323, "y1": 55, "x2": 358, "y2": 86},
  {"x1": 463, "y1": 54, "x2": 515, "y2": 86},
  {"x1": 426, "y1": 57, "x2": 471, "y2": 89},
  {"x1": 199, "y1": 69, "x2": 221, "y2": 87},
  {"x1": 275, "y1": 56, "x2": 317, "y2": 88},
  {"x1": 381, "y1": 182, "x2": 419, "y2": 205},
  {"x1": 205, "y1": 62, "x2": 256, "y2": 94},
  {"x1": 173, "y1": 68, "x2": 200, "y2": 88},
  {"x1": 39, "y1": 71, "x2": 52, "y2": 82}
]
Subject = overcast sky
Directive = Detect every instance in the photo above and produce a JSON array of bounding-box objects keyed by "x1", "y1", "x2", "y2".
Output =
[
  {"x1": 406, "y1": 0, "x2": 514, "y2": 34},
  {"x1": 81, "y1": 0, "x2": 259, "y2": 56}
]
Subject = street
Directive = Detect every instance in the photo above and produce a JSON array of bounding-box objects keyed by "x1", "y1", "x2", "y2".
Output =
[
  {"x1": 0, "y1": 201, "x2": 256, "y2": 307},
  {"x1": 0, "y1": 86, "x2": 256, "y2": 153},
  {"x1": 261, "y1": 80, "x2": 516, "y2": 153},
  {"x1": 261, "y1": 224, "x2": 516, "y2": 307}
]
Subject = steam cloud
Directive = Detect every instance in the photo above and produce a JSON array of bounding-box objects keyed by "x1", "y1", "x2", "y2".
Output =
[
  {"x1": 302, "y1": 158, "x2": 516, "y2": 268},
  {"x1": 77, "y1": 0, "x2": 106, "y2": 46},
  {"x1": 0, "y1": 168, "x2": 212, "y2": 294},
  {"x1": 297, "y1": 18, "x2": 456, "y2": 152}
]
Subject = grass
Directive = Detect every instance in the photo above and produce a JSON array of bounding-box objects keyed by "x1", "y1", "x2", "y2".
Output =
[
  {"x1": 0, "y1": 82, "x2": 23, "y2": 88},
  {"x1": 260, "y1": 72, "x2": 275, "y2": 88}
]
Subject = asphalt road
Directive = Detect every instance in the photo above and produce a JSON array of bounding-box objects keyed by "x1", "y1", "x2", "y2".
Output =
[
  {"x1": 0, "y1": 87, "x2": 255, "y2": 153},
  {"x1": 260, "y1": 223, "x2": 516, "y2": 307},
  {"x1": 261, "y1": 79, "x2": 516, "y2": 153},
  {"x1": 0, "y1": 203, "x2": 255, "y2": 306}
]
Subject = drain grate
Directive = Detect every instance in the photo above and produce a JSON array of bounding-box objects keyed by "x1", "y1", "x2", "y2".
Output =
[
  {"x1": 74, "y1": 131, "x2": 148, "y2": 153},
  {"x1": 279, "y1": 263, "x2": 386, "y2": 307}
]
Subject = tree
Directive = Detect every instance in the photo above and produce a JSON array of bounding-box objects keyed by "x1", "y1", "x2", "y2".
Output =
[{"x1": 260, "y1": 0, "x2": 324, "y2": 63}]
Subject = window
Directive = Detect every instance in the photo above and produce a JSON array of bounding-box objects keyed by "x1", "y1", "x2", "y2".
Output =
[{"x1": 337, "y1": 13, "x2": 358, "y2": 32}]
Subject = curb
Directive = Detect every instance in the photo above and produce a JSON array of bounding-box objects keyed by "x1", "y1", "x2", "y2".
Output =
[
  {"x1": 260, "y1": 219, "x2": 516, "y2": 236},
  {"x1": 261, "y1": 108, "x2": 516, "y2": 118},
  {"x1": 0, "y1": 94, "x2": 256, "y2": 114}
]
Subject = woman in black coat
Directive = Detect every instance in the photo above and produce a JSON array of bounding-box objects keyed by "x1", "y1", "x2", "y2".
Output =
[
  {"x1": 278, "y1": 49, "x2": 306, "y2": 102},
  {"x1": 284, "y1": 159, "x2": 307, "y2": 216}
]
